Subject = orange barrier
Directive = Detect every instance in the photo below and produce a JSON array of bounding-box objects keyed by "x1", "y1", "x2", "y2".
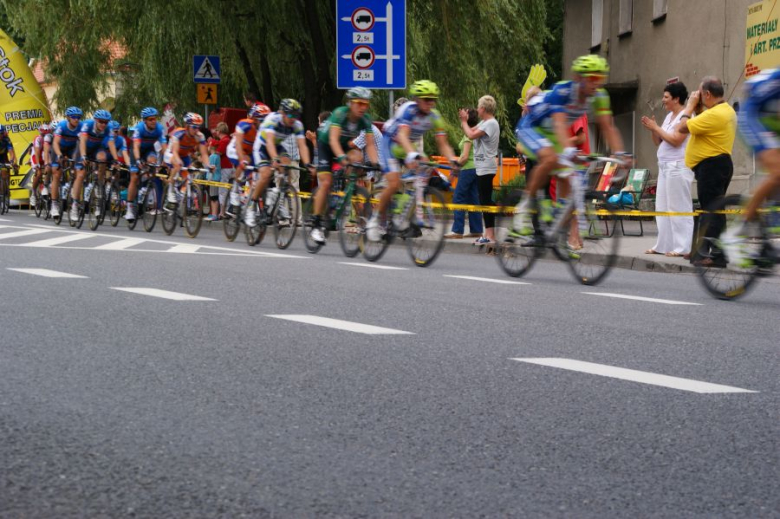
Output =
[{"x1": 432, "y1": 156, "x2": 525, "y2": 189}]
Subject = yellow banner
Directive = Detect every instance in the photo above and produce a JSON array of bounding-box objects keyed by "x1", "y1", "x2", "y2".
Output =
[
  {"x1": 0, "y1": 29, "x2": 51, "y2": 200},
  {"x1": 745, "y1": 0, "x2": 780, "y2": 78}
]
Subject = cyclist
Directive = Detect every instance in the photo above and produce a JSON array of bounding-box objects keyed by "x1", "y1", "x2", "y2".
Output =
[
  {"x1": 719, "y1": 68, "x2": 780, "y2": 265},
  {"x1": 245, "y1": 99, "x2": 313, "y2": 227},
  {"x1": 70, "y1": 109, "x2": 112, "y2": 220},
  {"x1": 164, "y1": 112, "x2": 211, "y2": 205},
  {"x1": 127, "y1": 107, "x2": 168, "y2": 220},
  {"x1": 226, "y1": 102, "x2": 271, "y2": 210},
  {"x1": 366, "y1": 80, "x2": 459, "y2": 241},
  {"x1": 104, "y1": 121, "x2": 132, "y2": 166},
  {"x1": 311, "y1": 87, "x2": 379, "y2": 244},
  {"x1": 512, "y1": 55, "x2": 628, "y2": 236},
  {"x1": 51, "y1": 107, "x2": 83, "y2": 218},
  {"x1": 29, "y1": 123, "x2": 51, "y2": 206}
]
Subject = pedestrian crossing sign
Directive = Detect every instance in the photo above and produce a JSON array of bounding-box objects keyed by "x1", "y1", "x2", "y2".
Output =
[
  {"x1": 193, "y1": 55, "x2": 220, "y2": 84},
  {"x1": 197, "y1": 84, "x2": 218, "y2": 105}
]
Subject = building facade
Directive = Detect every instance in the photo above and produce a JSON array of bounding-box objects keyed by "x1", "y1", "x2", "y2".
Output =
[{"x1": 563, "y1": 0, "x2": 772, "y2": 195}]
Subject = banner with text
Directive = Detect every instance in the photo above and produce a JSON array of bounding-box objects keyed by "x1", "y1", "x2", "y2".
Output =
[{"x1": 745, "y1": 0, "x2": 780, "y2": 78}]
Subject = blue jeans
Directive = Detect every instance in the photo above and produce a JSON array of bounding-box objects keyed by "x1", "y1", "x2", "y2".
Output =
[{"x1": 451, "y1": 168, "x2": 483, "y2": 234}]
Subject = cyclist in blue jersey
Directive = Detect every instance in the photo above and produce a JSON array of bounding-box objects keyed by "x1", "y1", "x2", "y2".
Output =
[
  {"x1": 512, "y1": 55, "x2": 628, "y2": 235},
  {"x1": 127, "y1": 107, "x2": 167, "y2": 221},
  {"x1": 51, "y1": 106, "x2": 83, "y2": 218},
  {"x1": 104, "y1": 121, "x2": 131, "y2": 165},
  {"x1": 366, "y1": 80, "x2": 459, "y2": 241},
  {"x1": 70, "y1": 109, "x2": 112, "y2": 220},
  {"x1": 720, "y1": 68, "x2": 780, "y2": 265},
  {"x1": 0, "y1": 124, "x2": 17, "y2": 189},
  {"x1": 244, "y1": 99, "x2": 314, "y2": 227}
]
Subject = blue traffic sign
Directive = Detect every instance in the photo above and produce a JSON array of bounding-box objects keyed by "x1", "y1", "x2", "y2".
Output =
[
  {"x1": 193, "y1": 55, "x2": 221, "y2": 84},
  {"x1": 336, "y1": 0, "x2": 406, "y2": 90}
]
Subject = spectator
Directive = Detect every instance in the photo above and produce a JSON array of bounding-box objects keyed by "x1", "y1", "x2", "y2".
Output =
[
  {"x1": 460, "y1": 95, "x2": 500, "y2": 248},
  {"x1": 243, "y1": 91, "x2": 257, "y2": 109},
  {"x1": 446, "y1": 108, "x2": 482, "y2": 239},
  {"x1": 677, "y1": 76, "x2": 737, "y2": 265},
  {"x1": 206, "y1": 138, "x2": 221, "y2": 221},
  {"x1": 214, "y1": 122, "x2": 233, "y2": 218},
  {"x1": 641, "y1": 81, "x2": 694, "y2": 257}
]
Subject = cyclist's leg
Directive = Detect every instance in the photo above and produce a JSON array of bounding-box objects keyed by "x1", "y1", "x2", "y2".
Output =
[
  {"x1": 313, "y1": 139, "x2": 335, "y2": 218},
  {"x1": 745, "y1": 149, "x2": 780, "y2": 221},
  {"x1": 70, "y1": 151, "x2": 87, "y2": 216},
  {"x1": 166, "y1": 155, "x2": 184, "y2": 203}
]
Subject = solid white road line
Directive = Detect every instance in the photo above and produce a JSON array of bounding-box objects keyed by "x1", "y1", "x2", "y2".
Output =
[
  {"x1": 511, "y1": 358, "x2": 757, "y2": 394},
  {"x1": 444, "y1": 275, "x2": 530, "y2": 285},
  {"x1": 266, "y1": 314, "x2": 414, "y2": 335},
  {"x1": 582, "y1": 292, "x2": 703, "y2": 306},
  {"x1": 94, "y1": 238, "x2": 147, "y2": 250},
  {"x1": 7, "y1": 268, "x2": 88, "y2": 279},
  {"x1": 338, "y1": 262, "x2": 409, "y2": 270},
  {"x1": 110, "y1": 287, "x2": 216, "y2": 301},
  {"x1": 0, "y1": 228, "x2": 51, "y2": 240},
  {"x1": 23, "y1": 233, "x2": 95, "y2": 247}
]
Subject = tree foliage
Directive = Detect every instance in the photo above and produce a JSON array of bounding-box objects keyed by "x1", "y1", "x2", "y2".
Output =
[{"x1": 2, "y1": 0, "x2": 559, "y2": 152}]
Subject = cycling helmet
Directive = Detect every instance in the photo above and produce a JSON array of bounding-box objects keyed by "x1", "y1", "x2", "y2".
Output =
[
  {"x1": 140, "y1": 107, "x2": 158, "y2": 119},
  {"x1": 65, "y1": 106, "x2": 83, "y2": 118},
  {"x1": 183, "y1": 112, "x2": 204, "y2": 126},
  {"x1": 409, "y1": 80, "x2": 440, "y2": 99},
  {"x1": 347, "y1": 87, "x2": 372, "y2": 101},
  {"x1": 93, "y1": 109, "x2": 112, "y2": 121},
  {"x1": 572, "y1": 55, "x2": 610, "y2": 76},
  {"x1": 279, "y1": 98, "x2": 302, "y2": 117},
  {"x1": 108, "y1": 120, "x2": 121, "y2": 131},
  {"x1": 39, "y1": 123, "x2": 51, "y2": 135},
  {"x1": 250, "y1": 102, "x2": 271, "y2": 120}
]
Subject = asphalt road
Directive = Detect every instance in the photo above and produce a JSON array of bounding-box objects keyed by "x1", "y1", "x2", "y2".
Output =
[{"x1": 0, "y1": 209, "x2": 778, "y2": 518}]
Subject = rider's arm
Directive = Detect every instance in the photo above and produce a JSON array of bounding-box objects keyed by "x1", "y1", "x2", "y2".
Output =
[
  {"x1": 199, "y1": 144, "x2": 212, "y2": 167},
  {"x1": 79, "y1": 132, "x2": 88, "y2": 159},
  {"x1": 297, "y1": 136, "x2": 311, "y2": 165},
  {"x1": 395, "y1": 126, "x2": 420, "y2": 157},
  {"x1": 8, "y1": 147, "x2": 16, "y2": 166},
  {"x1": 53, "y1": 134, "x2": 63, "y2": 158},
  {"x1": 551, "y1": 112, "x2": 570, "y2": 151},
  {"x1": 328, "y1": 125, "x2": 347, "y2": 162},
  {"x1": 108, "y1": 139, "x2": 119, "y2": 162},
  {"x1": 122, "y1": 148, "x2": 131, "y2": 164},
  {"x1": 435, "y1": 133, "x2": 457, "y2": 163},
  {"x1": 42, "y1": 140, "x2": 51, "y2": 166},
  {"x1": 265, "y1": 134, "x2": 279, "y2": 162},
  {"x1": 133, "y1": 138, "x2": 142, "y2": 162},
  {"x1": 364, "y1": 133, "x2": 379, "y2": 164}
]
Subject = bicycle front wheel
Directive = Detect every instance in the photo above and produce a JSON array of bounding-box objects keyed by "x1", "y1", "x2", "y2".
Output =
[
  {"x1": 563, "y1": 200, "x2": 621, "y2": 286},
  {"x1": 0, "y1": 177, "x2": 8, "y2": 214},
  {"x1": 245, "y1": 201, "x2": 266, "y2": 246},
  {"x1": 161, "y1": 185, "x2": 177, "y2": 235},
  {"x1": 339, "y1": 186, "x2": 371, "y2": 258},
  {"x1": 695, "y1": 195, "x2": 762, "y2": 300},
  {"x1": 142, "y1": 186, "x2": 158, "y2": 232},
  {"x1": 406, "y1": 186, "x2": 449, "y2": 267},
  {"x1": 184, "y1": 184, "x2": 204, "y2": 238},
  {"x1": 108, "y1": 183, "x2": 121, "y2": 227},
  {"x1": 87, "y1": 185, "x2": 101, "y2": 231},
  {"x1": 363, "y1": 185, "x2": 392, "y2": 262},
  {"x1": 302, "y1": 187, "x2": 325, "y2": 254},
  {"x1": 273, "y1": 186, "x2": 299, "y2": 249}
]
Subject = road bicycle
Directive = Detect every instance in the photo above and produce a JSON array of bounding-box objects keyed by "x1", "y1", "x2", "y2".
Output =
[
  {"x1": 496, "y1": 156, "x2": 627, "y2": 286},
  {"x1": 363, "y1": 161, "x2": 453, "y2": 267},
  {"x1": 301, "y1": 162, "x2": 375, "y2": 256},
  {"x1": 128, "y1": 163, "x2": 167, "y2": 233},
  {"x1": 31, "y1": 167, "x2": 51, "y2": 220},
  {"x1": 161, "y1": 165, "x2": 209, "y2": 238},
  {"x1": 52, "y1": 158, "x2": 74, "y2": 226},
  {"x1": 67, "y1": 159, "x2": 105, "y2": 230},
  {"x1": 0, "y1": 162, "x2": 17, "y2": 214},
  {"x1": 694, "y1": 194, "x2": 780, "y2": 300},
  {"x1": 222, "y1": 165, "x2": 257, "y2": 242},
  {"x1": 244, "y1": 163, "x2": 303, "y2": 249},
  {"x1": 104, "y1": 163, "x2": 128, "y2": 227}
]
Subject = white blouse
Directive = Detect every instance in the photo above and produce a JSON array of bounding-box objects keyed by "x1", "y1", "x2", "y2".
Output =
[{"x1": 656, "y1": 110, "x2": 690, "y2": 163}]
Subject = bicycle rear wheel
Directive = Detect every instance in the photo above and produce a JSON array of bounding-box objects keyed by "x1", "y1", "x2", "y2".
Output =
[
  {"x1": 495, "y1": 198, "x2": 540, "y2": 278},
  {"x1": 273, "y1": 186, "x2": 299, "y2": 249},
  {"x1": 108, "y1": 183, "x2": 121, "y2": 227},
  {"x1": 695, "y1": 195, "x2": 763, "y2": 300},
  {"x1": 87, "y1": 184, "x2": 102, "y2": 230},
  {"x1": 161, "y1": 185, "x2": 177, "y2": 235},
  {"x1": 34, "y1": 188, "x2": 44, "y2": 218},
  {"x1": 142, "y1": 185, "x2": 157, "y2": 232},
  {"x1": 223, "y1": 207, "x2": 241, "y2": 242},
  {"x1": 363, "y1": 186, "x2": 392, "y2": 262},
  {"x1": 406, "y1": 186, "x2": 449, "y2": 267},
  {"x1": 302, "y1": 187, "x2": 325, "y2": 253},
  {"x1": 0, "y1": 177, "x2": 7, "y2": 214},
  {"x1": 184, "y1": 184, "x2": 204, "y2": 238},
  {"x1": 563, "y1": 199, "x2": 621, "y2": 286},
  {"x1": 245, "y1": 200, "x2": 266, "y2": 246},
  {"x1": 339, "y1": 186, "x2": 371, "y2": 258}
]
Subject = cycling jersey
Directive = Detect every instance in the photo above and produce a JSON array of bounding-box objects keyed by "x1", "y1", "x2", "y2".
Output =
[
  {"x1": 54, "y1": 120, "x2": 80, "y2": 152},
  {"x1": 79, "y1": 120, "x2": 110, "y2": 152},
  {"x1": 30, "y1": 135, "x2": 44, "y2": 168},
  {"x1": 739, "y1": 68, "x2": 780, "y2": 154},
  {"x1": 0, "y1": 134, "x2": 13, "y2": 156},
  {"x1": 102, "y1": 133, "x2": 127, "y2": 157},
  {"x1": 132, "y1": 121, "x2": 167, "y2": 157},
  {"x1": 253, "y1": 112, "x2": 304, "y2": 165},
  {"x1": 168, "y1": 127, "x2": 206, "y2": 158},
  {"x1": 317, "y1": 106, "x2": 373, "y2": 148},
  {"x1": 380, "y1": 101, "x2": 446, "y2": 173},
  {"x1": 227, "y1": 118, "x2": 259, "y2": 164}
]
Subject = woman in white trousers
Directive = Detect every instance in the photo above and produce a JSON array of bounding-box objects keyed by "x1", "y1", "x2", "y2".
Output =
[{"x1": 641, "y1": 82, "x2": 694, "y2": 257}]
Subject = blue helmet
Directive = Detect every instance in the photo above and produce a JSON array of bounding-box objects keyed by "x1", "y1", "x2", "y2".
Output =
[
  {"x1": 65, "y1": 106, "x2": 83, "y2": 118},
  {"x1": 141, "y1": 107, "x2": 158, "y2": 119},
  {"x1": 108, "y1": 120, "x2": 121, "y2": 131},
  {"x1": 93, "y1": 109, "x2": 112, "y2": 121}
]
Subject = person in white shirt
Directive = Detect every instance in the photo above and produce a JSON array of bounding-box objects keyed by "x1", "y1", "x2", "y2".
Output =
[{"x1": 641, "y1": 82, "x2": 694, "y2": 257}]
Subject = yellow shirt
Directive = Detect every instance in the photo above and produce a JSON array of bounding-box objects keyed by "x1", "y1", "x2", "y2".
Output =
[{"x1": 684, "y1": 102, "x2": 737, "y2": 169}]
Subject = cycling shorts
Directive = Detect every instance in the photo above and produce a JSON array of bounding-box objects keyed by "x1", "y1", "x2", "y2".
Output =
[
  {"x1": 163, "y1": 150, "x2": 192, "y2": 169},
  {"x1": 514, "y1": 120, "x2": 562, "y2": 160},
  {"x1": 229, "y1": 156, "x2": 255, "y2": 168},
  {"x1": 50, "y1": 146, "x2": 78, "y2": 169},
  {"x1": 134, "y1": 149, "x2": 158, "y2": 164},
  {"x1": 316, "y1": 140, "x2": 339, "y2": 173},
  {"x1": 738, "y1": 113, "x2": 780, "y2": 155},
  {"x1": 252, "y1": 144, "x2": 289, "y2": 167}
]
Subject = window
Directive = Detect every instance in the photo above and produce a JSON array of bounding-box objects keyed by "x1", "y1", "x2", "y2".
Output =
[
  {"x1": 652, "y1": 0, "x2": 668, "y2": 22},
  {"x1": 619, "y1": 0, "x2": 633, "y2": 36},
  {"x1": 591, "y1": 0, "x2": 603, "y2": 49}
]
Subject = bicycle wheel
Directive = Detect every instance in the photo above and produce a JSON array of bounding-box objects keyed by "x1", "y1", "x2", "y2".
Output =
[
  {"x1": 339, "y1": 186, "x2": 371, "y2": 258},
  {"x1": 41, "y1": 196, "x2": 51, "y2": 220},
  {"x1": 244, "y1": 201, "x2": 267, "y2": 246},
  {"x1": 0, "y1": 177, "x2": 7, "y2": 215},
  {"x1": 142, "y1": 186, "x2": 158, "y2": 232},
  {"x1": 695, "y1": 195, "x2": 763, "y2": 300},
  {"x1": 87, "y1": 184, "x2": 101, "y2": 231},
  {"x1": 108, "y1": 183, "x2": 121, "y2": 227},
  {"x1": 302, "y1": 187, "x2": 325, "y2": 253},
  {"x1": 273, "y1": 186, "x2": 299, "y2": 249},
  {"x1": 405, "y1": 186, "x2": 449, "y2": 267},
  {"x1": 495, "y1": 197, "x2": 540, "y2": 278},
  {"x1": 223, "y1": 204, "x2": 241, "y2": 242},
  {"x1": 563, "y1": 199, "x2": 621, "y2": 286},
  {"x1": 33, "y1": 187, "x2": 44, "y2": 218},
  {"x1": 363, "y1": 186, "x2": 392, "y2": 262},
  {"x1": 161, "y1": 184, "x2": 177, "y2": 235},
  {"x1": 184, "y1": 184, "x2": 204, "y2": 238}
]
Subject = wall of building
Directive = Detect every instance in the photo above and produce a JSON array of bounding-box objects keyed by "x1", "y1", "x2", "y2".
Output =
[{"x1": 563, "y1": 0, "x2": 758, "y2": 195}]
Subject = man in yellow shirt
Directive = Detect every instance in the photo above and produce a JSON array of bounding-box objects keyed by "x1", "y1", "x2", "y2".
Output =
[{"x1": 678, "y1": 76, "x2": 737, "y2": 265}]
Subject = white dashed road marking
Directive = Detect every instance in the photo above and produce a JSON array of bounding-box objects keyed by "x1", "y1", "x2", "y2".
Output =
[
  {"x1": 266, "y1": 314, "x2": 414, "y2": 335},
  {"x1": 444, "y1": 275, "x2": 530, "y2": 285},
  {"x1": 338, "y1": 262, "x2": 408, "y2": 270},
  {"x1": 0, "y1": 228, "x2": 51, "y2": 240},
  {"x1": 512, "y1": 358, "x2": 757, "y2": 394},
  {"x1": 24, "y1": 234, "x2": 95, "y2": 247},
  {"x1": 110, "y1": 287, "x2": 217, "y2": 301},
  {"x1": 582, "y1": 292, "x2": 702, "y2": 306},
  {"x1": 7, "y1": 268, "x2": 88, "y2": 279},
  {"x1": 94, "y1": 237, "x2": 147, "y2": 250}
]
